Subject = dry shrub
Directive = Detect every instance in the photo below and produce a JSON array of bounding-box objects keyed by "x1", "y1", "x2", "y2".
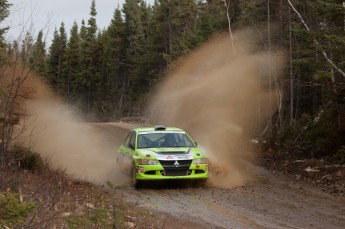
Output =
[{"x1": 8, "y1": 145, "x2": 45, "y2": 173}]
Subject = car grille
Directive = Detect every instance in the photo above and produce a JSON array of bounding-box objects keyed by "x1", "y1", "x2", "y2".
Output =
[
  {"x1": 158, "y1": 160, "x2": 192, "y2": 176},
  {"x1": 159, "y1": 160, "x2": 192, "y2": 168},
  {"x1": 164, "y1": 169, "x2": 190, "y2": 176}
]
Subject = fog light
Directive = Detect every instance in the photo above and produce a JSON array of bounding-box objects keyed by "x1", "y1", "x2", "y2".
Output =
[
  {"x1": 139, "y1": 166, "x2": 145, "y2": 173},
  {"x1": 137, "y1": 159, "x2": 158, "y2": 165}
]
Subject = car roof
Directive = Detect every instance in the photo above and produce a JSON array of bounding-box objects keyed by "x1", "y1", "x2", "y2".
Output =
[{"x1": 134, "y1": 126, "x2": 183, "y2": 133}]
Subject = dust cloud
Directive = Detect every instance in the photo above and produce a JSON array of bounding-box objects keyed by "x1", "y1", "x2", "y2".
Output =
[
  {"x1": 147, "y1": 29, "x2": 285, "y2": 188},
  {"x1": 4, "y1": 28, "x2": 283, "y2": 188},
  {"x1": 4, "y1": 67, "x2": 129, "y2": 186}
]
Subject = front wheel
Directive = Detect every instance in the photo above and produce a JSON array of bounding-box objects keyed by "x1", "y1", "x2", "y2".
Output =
[{"x1": 131, "y1": 163, "x2": 142, "y2": 189}]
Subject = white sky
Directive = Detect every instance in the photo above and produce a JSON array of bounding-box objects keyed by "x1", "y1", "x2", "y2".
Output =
[{"x1": 4, "y1": 0, "x2": 153, "y2": 44}]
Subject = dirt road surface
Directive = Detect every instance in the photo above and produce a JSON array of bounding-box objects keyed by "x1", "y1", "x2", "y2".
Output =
[{"x1": 95, "y1": 123, "x2": 345, "y2": 229}]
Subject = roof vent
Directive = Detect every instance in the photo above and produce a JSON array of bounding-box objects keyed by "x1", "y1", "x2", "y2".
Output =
[{"x1": 154, "y1": 125, "x2": 166, "y2": 130}]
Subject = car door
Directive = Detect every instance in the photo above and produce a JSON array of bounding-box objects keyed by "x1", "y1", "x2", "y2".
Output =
[{"x1": 119, "y1": 131, "x2": 136, "y2": 157}]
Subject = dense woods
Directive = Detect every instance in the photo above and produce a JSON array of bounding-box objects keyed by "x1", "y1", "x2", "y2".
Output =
[
  {"x1": 1, "y1": 0, "x2": 345, "y2": 161},
  {"x1": 0, "y1": 1, "x2": 344, "y2": 227}
]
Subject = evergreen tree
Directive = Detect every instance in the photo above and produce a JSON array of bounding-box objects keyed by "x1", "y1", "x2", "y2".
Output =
[
  {"x1": 84, "y1": 0, "x2": 102, "y2": 113},
  {"x1": 46, "y1": 29, "x2": 60, "y2": 90},
  {"x1": 122, "y1": 0, "x2": 146, "y2": 115},
  {"x1": 103, "y1": 7, "x2": 126, "y2": 116},
  {"x1": 0, "y1": 0, "x2": 11, "y2": 63},
  {"x1": 86, "y1": 0, "x2": 98, "y2": 78},
  {"x1": 77, "y1": 19, "x2": 89, "y2": 110},
  {"x1": 58, "y1": 22, "x2": 68, "y2": 95},
  {"x1": 123, "y1": 0, "x2": 146, "y2": 78},
  {"x1": 79, "y1": 19, "x2": 88, "y2": 84},
  {"x1": 122, "y1": 0, "x2": 152, "y2": 114},
  {"x1": 196, "y1": 0, "x2": 233, "y2": 41},
  {"x1": 7, "y1": 40, "x2": 19, "y2": 64},
  {"x1": 29, "y1": 30, "x2": 47, "y2": 75},
  {"x1": 65, "y1": 22, "x2": 80, "y2": 98},
  {"x1": 46, "y1": 23, "x2": 67, "y2": 95},
  {"x1": 137, "y1": 2, "x2": 156, "y2": 94},
  {"x1": 151, "y1": 0, "x2": 200, "y2": 68},
  {"x1": 144, "y1": 1, "x2": 167, "y2": 80},
  {"x1": 20, "y1": 32, "x2": 33, "y2": 64}
]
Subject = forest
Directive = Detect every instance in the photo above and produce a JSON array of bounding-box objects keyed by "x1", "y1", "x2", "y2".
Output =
[{"x1": 1, "y1": 0, "x2": 345, "y2": 162}]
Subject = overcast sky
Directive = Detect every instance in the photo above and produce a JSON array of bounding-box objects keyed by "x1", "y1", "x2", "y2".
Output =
[{"x1": 5, "y1": 0, "x2": 153, "y2": 43}]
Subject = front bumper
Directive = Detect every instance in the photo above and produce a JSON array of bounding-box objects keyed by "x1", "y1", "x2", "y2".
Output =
[{"x1": 134, "y1": 162, "x2": 208, "y2": 180}]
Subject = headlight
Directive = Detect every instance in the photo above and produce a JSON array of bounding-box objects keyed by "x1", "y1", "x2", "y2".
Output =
[
  {"x1": 193, "y1": 158, "x2": 207, "y2": 164},
  {"x1": 137, "y1": 159, "x2": 158, "y2": 165}
]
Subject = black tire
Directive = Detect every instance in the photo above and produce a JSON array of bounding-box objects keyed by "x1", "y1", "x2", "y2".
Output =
[{"x1": 131, "y1": 163, "x2": 142, "y2": 189}]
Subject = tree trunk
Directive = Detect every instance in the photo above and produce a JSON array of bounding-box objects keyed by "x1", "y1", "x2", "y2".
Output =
[
  {"x1": 223, "y1": 0, "x2": 236, "y2": 55},
  {"x1": 289, "y1": 7, "x2": 294, "y2": 125},
  {"x1": 267, "y1": 0, "x2": 273, "y2": 141}
]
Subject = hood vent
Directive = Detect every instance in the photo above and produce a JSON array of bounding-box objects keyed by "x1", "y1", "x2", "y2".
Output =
[{"x1": 157, "y1": 150, "x2": 189, "y2": 154}]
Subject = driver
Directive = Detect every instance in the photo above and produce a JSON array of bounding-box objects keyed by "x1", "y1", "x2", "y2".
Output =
[{"x1": 164, "y1": 133, "x2": 178, "y2": 147}]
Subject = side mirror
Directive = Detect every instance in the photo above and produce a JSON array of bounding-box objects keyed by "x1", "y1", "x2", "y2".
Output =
[
  {"x1": 129, "y1": 143, "x2": 135, "y2": 149},
  {"x1": 194, "y1": 141, "x2": 198, "y2": 147}
]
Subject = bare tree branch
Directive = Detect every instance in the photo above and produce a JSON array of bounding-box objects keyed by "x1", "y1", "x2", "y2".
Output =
[
  {"x1": 287, "y1": 0, "x2": 345, "y2": 78},
  {"x1": 223, "y1": 0, "x2": 236, "y2": 56}
]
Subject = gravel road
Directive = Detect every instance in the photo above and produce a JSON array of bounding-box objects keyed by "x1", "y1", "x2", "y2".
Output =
[{"x1": 96, "y1": 123, "x2": 345, "y2": 229}]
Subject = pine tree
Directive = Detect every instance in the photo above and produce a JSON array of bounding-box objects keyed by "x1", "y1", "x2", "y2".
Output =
[
  {"x1": 77, "y1": 19, "x2": 89, "y2": 110},
  {"x1": 105, "y1": 8, "x2": 124, "y2": 81},
  {"x1": 7, "y1": 40, "x2": 19, "y2": 64},
  {"x1": 102, "y1": 7, "x2": 126, "y2": 116},
  {"x1": 79, "y1": 19, "x2": 88, "y2": 86},
  {"x1": 65, "y1": 22, "x2": 80, "y2": 98},
  {"x1": 85, "y1": 0, "x2": 102, "y2": 113},
  {"x1": 46, "y1": 23, "x2": 67, "y2": 95},
  {"x1": 20, "y1": 32, "x2": 33, "y2": 64},
  {"x1": 0, "y1": 0, "x2": 14, "y2": 163},
  {"x1": 74, "y1": 0, "x2": 104, "y2": 114},
  {"x1": 123, "y1": 0, "x2": 146, "y2": 77},
  {"x1": 29, "y1": 30, "x2": 47, "y2": 75},
  {"x1": 122, "y1": 0, "x2": 150, "y2": 115},
  {"x1": 58, "y1": 22, "x2": 68, "y2": 95},
  {"x1": 0, "y1": 0, "x2": 11, "y2": 63},
  {"x1": 151, "y1": 0, "x2": 200, "y2": 68},
  {"x1": 137, "y1": 2, "x2": 155, "y2": 93},
  {"x1": 196, "y1": 0, "x2": 232, "y2": 42}
]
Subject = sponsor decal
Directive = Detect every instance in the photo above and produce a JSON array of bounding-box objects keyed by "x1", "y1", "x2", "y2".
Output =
[{"x1": 166, "y1": 155, "x2": 174, "y2": 160}]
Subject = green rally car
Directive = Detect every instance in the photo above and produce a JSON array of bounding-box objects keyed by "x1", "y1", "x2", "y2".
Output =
[{"x1": 118, "y1": 125, "x2": 208, "y2": 188}]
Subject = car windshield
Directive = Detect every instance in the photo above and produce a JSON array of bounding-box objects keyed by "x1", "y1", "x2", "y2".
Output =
[{"x1": 137, "y1": 131, "x2": 195, "y2": 149}]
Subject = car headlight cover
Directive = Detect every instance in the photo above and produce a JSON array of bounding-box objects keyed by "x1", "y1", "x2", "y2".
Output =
[
  {"x1": 137, "y1": 159, "x2": 158, "y2": 165},
  {"x1": 193, "y1": 158, "x2": 207, "y2": 164}
]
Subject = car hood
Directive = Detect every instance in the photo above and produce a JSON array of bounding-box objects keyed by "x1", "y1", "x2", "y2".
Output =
[{"x1": 137, "y1": 147, "x2": 198, "y2": 160}]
